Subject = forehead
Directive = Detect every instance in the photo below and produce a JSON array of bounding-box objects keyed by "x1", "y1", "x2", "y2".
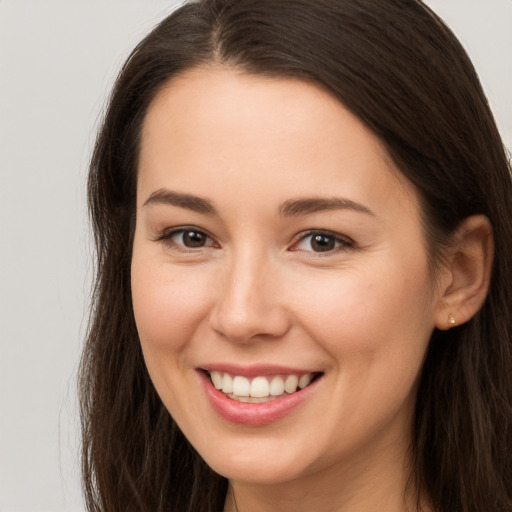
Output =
[
  {"x1": 142, "y1": 66, "x2": 389, "y2": 158},
  {"x1": 138, "y1": 66, "x2": 415, "y2": 216}
]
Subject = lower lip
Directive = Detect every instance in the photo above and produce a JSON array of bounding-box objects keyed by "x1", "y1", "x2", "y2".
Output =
[{"x1": 200, "y1": 371, "x2": 321, "y2": 426}]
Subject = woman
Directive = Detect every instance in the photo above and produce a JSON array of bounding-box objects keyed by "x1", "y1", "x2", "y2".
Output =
[{"x1": 79, "y1": 1, "x2": 512, "y2": 511}]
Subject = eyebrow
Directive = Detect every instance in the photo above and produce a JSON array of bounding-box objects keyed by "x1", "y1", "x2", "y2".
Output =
[
  {"x1": 279, "y1": 197, "x2": 375, "y2": 217},
  {"x1": 143, "y1": 189, "x2": 217, "y2": 215},
  {"x1": 143, "y1": 189, "x2": 375, "y2": 218}
]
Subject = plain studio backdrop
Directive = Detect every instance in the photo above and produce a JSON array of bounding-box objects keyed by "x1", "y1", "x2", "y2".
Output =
[{"x1": 0, "y1": 1, "x2": 510, "y2": 511}]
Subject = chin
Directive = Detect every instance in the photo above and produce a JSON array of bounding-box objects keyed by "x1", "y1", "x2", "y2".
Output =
[
  {"x1": 194, "y1": 433, "x2": 321, "y2": 485},
  {"x1": 207, "y1": 455, "x2": 306, "y2": 485}
]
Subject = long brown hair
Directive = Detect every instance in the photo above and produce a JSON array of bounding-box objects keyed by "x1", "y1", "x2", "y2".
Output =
[{"x1": 80, "y1": 1, "x2": 512, "y2": 510}]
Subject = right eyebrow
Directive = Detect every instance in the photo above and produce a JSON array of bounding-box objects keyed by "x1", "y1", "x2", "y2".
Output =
[{"x1": 142, "y1": 189, "x2": 218, "y2": 215}]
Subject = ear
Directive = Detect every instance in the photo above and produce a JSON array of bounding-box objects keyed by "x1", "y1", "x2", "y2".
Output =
[{"x1": 435, "y1": 215, "x2": 494, "y2": 330}]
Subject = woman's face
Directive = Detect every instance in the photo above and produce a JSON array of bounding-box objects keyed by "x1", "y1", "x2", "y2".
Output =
[{"x1": 131, "y1": 68, "x2": 444, "y2": 486}]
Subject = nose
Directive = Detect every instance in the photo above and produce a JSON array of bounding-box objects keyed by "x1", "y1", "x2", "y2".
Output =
[{"x1": 209, "y1": 249, "x2": 292, "y2": 344}]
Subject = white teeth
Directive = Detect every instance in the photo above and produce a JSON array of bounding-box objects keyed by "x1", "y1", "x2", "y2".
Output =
[
  {"x1": 232, "y1": 376, "x2": 250, "y2": 397},
  {"x1": 284, "y1": 374, "x2": 299, "y2": 394},
  {"x1": 298, "y1": 373, "x2": 312, "y2": 389},
  {"x1": 221, "y1": 373, "x2": 233, "y2": 394},
  {"x1": 269, "y1": 376, "x2": 285, "y2": 396},
  {"x1": 208, "y1": 371, "x2": 318, "y2": 401},
  {"x1": 210, "y1": 371, "x2": 222, "y2": 390},
  {"x1": 250, "y1": 376, "x2": 270, "y2": 398}
]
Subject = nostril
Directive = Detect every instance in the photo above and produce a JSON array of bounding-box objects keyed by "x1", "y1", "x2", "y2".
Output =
[{"x1": 210, "y1": 305, "x2": 292, "y2": 344}]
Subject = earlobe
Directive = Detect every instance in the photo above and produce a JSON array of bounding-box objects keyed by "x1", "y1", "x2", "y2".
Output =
[{"x1": 435, "y1": 215, "x2": 494, "y2": 330}]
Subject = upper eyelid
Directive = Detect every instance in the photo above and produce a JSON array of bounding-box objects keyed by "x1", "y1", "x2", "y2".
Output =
[
  {"x1": 154, "y1": 226, "x2": 218, "y2": 249},
  {"x1": 153, "y1": 226, "x2": 353, "y2": 249},
  {"x1": 289, "y1": 229, "x2": 356, "y2": 253},
  {"x1": 292, "y1": 229, "x2": 354, "y2": 244},
  {"x1": 157, "y1": 226, "x2": 212, "y2": 239}
]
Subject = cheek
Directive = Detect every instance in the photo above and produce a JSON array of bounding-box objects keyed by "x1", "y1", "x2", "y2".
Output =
[
  {"x1": 291, "y1": 254, "x2": 435, "y2": 368},
  {"x1": 131, "y1": 253, "x2": 213, "y2": 356},
  {"x1": 289, "y1": 259, "x2": 434, "y2": 446}
]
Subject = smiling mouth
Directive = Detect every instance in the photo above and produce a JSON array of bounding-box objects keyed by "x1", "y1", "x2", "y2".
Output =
[{"x1": 206, "y1": 370, "x2": 322, "y2": 403}]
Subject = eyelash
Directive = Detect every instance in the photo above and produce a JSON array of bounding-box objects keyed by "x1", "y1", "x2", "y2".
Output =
[
  {"x1": 155, "y1": 227, "x2": 355, "y2": 254},
  {"x1": 155, "y1": 227, "x2": 218, "y2": 252},
  {"x1": 289, "y1": 230, "x2": 355, "y2": 254}
]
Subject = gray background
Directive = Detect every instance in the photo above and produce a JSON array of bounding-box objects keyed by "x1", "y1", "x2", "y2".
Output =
[{"x1": 0, "y1": 1, "x2": 510, "y2": 510}]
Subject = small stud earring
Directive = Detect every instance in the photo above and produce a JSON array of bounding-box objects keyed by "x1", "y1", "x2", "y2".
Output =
[{"x1": 448, "y1": 313, "x2": 456, "y2": 326}]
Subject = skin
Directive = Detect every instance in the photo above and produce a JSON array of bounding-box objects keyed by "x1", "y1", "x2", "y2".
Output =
[{"x1": 131, "y1": 67, "x2": 492, "y2": 512}]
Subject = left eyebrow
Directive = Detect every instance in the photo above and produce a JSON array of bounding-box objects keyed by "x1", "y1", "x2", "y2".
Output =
[{"x1": 279, "y1": 197, "x2": 375, "y2": 217}]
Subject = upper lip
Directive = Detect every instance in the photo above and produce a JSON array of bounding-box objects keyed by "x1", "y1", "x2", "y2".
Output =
[{"x1": 198, "y1": 363, "x2": 321, "y2": 377}]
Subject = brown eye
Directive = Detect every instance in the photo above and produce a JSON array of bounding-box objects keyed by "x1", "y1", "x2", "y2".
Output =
[
  {"x1": 181, "y1": 230, "x2": 208, "y2": 247},
  {"x1": 310, "y1": 234, "x2": 336, "y2": 252},
  {"x1": 293, "y1": 231, "x2": 354, "y2": 253},
  {"x1": 164, "y1": 228, "x2": 215, "y2": 249}
]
